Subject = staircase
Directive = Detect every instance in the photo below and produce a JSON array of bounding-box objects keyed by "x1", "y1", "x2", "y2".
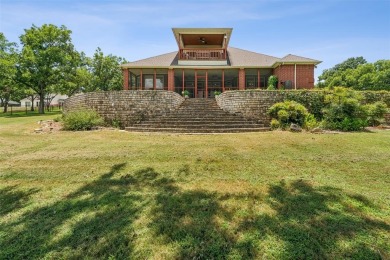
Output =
[{"x1": 125, "y1": 98, "x2": 269, "y2": 133}]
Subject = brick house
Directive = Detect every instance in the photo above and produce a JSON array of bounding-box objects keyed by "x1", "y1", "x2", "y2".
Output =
[{"x1": 121, "y1": 28, "x2": 321, "y2": 98}]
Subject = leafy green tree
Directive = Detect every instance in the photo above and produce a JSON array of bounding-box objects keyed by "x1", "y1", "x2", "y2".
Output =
[
  {"x1": 16, "y1": 24, "x2": 79, "y2": 113},
  {"x1": 0, "y1": 33, "x2": 21, "y2": 113},
  {"x1": 55, "y1": 52, "x2": 91, "y2": 97},
  {"x1": 87, "y1": 47, "x2": 127, "y2": 92},
  {"x1": 318, "y1": 57, "x2": 390, "y2": 90},
  {"x1": 318, "y1": 57, "x2": 367, "y2": 84}
]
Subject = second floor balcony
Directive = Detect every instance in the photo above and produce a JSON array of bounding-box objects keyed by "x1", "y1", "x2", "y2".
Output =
[
  {"x1": 178, "y1": 48, "x2": 228, "y2": 66},
  {"x1": 179, "y1": 48, "x2": 227, "y2": 60}
]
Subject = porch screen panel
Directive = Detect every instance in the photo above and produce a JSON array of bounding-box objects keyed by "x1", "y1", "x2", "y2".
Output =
[
  {"x1": 224, "y1": 69, "x2": 239, "y2": 91},
  {"x1": 156, "y1": 69, "x2": 168, "y2": 90},
  {"x1": 207, "y1": 70, "x2": 223, "y2": 97}
]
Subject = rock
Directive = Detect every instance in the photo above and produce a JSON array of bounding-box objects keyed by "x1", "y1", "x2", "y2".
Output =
[
  {"x1": 290, "y1": 123, "x2": 302, "y2": 132},
  {"x1": 311, "y1": 127, "x2": 323, "y2": 134},
  {"x1": 34, "y1": 128, "x2": 43, "y2": 133}
]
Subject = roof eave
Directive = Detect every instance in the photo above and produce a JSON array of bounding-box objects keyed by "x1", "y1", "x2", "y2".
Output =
[{"x1": 272, "y1": 61, "x2": 322, "y2": 68}]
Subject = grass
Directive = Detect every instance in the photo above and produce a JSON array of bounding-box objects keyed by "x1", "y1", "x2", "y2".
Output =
[{"x1": 0, "y1": 111, "x2": 389, "y2": 259}]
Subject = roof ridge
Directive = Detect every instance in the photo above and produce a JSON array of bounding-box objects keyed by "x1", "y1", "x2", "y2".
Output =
[{"x1": 280, "y1": 53, "x2": 321, "y2": 63}]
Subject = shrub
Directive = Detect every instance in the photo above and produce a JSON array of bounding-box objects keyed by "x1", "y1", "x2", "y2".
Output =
[
  {"x1": 268, "y1": 100, "x2": 310, "y2": 129},
  {"x1": 322, "y1": 87, "x2": 368, "y2": 131},
  {"x1": 62, "y1": 109, "x2": 104, "y2": 131},
  {"x1": 364, "y1": 101, "x2": 388, "y2": 126},
  {"x1": 182, "y1": 90, "x2": 190, "y2": 97},
  {"x1": 267, "y1": 75, "x2": 278, "y2": 90},
  {"x1": 111, "y1": 118, "x2": 123, "y2": 129},
  {"x1": 283, "y1": 90, "x2": 326, "y2": 120},
  {"x1": 270, "y1": 119, "x2": 280, "y2": 130},
  {"x1": 304, "y1": 114, "x2": 319, "y2": 130}
]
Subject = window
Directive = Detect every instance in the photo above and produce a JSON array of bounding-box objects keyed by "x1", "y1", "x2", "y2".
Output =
[{"x1": 144, "y1": 75, "x2": 154, "y2": 89}]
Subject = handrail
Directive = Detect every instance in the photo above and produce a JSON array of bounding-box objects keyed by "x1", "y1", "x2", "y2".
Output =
[{"x1": 179, "y1": 49, "x2": 226, "y2": 60}]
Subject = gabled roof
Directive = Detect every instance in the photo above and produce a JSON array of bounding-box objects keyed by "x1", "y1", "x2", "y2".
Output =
[
  {"x1": 121, "y1": 51, "x2": 179, "y2": 68},
  {"x1": 121, "y1": 48, "x2": 321, "y2": 69},
  {"x1": 277, "y1": 54, "x2": 321, "y2": 65},
  {"x1": 227, "y1": 47, "x2": 280, "y2": 67}
]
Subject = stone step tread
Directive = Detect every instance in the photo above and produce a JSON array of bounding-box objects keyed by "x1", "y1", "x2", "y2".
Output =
[
  {"x1": 145, "y1": 120, "x2": 261, "y2": 123},
  {"x1": 125, "y1": 127, "x2": 270, "y2": 133},
  {"x1": 154, "y1": 116, "x2": 248, "y2": 120},
  {"x1": 135, "y1": 124, "x2": 265, "y2": 128},
  {"x1": 130, "y1": 98, "x2": 267, "y2": 133}
]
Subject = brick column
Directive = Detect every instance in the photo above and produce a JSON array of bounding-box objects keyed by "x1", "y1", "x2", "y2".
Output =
[
  {"x1": 238, "y1": 69, "x2": 245, "y2": 90},
  {"x1": 168, "y1": 69, "x2": 175, "y2": 91},
  {"x1": 122, "y1": 69, "x2": 129, "y2": 90}
]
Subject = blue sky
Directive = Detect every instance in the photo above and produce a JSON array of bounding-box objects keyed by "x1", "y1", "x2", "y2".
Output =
[{"x1": 1, "y1": 0, "x2": 389, "y2": 80}]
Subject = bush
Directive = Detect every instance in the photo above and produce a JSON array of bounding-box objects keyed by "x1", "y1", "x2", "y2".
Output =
[
  {"x1": 62, "y1": 109, "x2": 104, "y2": 131},
  {"x1": 267, "y1": 75, "x2": 278, "y2": 90},
  {"x1": 322, "y1": 87, "x2": 368, "y2": 131},
  {"x1": 283, "y1": 90, "x2": 326, "y2": 120},
  {"x1": 304, "y1": 114, "x2": 319, "y2": 130},
  {"x1": 364, "y1": 101, "x2": 388, "y2": 126},
  {"x1": 268, "y1": 100, "x2": 310, "y2": 129},
  {"x1": 270, "y1": 119, "x2": 280, "y2": 130}
]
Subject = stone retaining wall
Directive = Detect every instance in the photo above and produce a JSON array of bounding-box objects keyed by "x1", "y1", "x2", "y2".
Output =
[
  {"x1": 216, "y1": 91, "x2": 284, "y2": 126},
  {"x1": 216, "y1": 90, "x2": 390, "y2": 126},
  {"x1": 64, "y1": 91, "x2": 185, "y2": 126}
]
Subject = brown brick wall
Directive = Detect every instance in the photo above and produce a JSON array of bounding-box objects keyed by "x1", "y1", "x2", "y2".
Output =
[
  {"x1": 239, "y1": 69, "x2": 245, "y2": 90},
  {"x1": 64, "y1": 91, "x2": 185, "y2": 127},
  {"x1": 273, "y1": 64, "x2": 315, "y2": 89},
  {"x1": 122, "y1": 69, "x2": 129, "y2": 90},
  {"x1": 168, "y1": 69, "x2": 175, "y2": 91}
]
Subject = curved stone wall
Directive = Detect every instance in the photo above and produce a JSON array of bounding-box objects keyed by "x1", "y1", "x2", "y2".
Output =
[
  {"x1": 64, "y1": 90, "x2": 185, "y2": 126},
  {"x1": 216, "y1": 90, "x2": 390, "y2": 126},
  {"x1": 216, "y1": 90, "x2": 284, "y2": 125}
]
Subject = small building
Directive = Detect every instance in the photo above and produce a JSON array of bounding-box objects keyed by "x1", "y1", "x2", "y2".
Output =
[
  {"x1": 19, "y1": 94, "x2": 68, "y2": 108},
  {"x1": 121, "y1": 28, "x2": 321, "y2": 98}
]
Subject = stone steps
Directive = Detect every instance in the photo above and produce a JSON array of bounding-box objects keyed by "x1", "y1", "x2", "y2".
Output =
[
  {"x1": 125, "y1": 98, "x2": 269, "y2": 133},
  {"x1": 125, "y1": 127, "x2": 270, "y2": 133}
]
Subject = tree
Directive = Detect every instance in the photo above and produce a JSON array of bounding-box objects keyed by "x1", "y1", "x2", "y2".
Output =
[
  {"x1": 87, "y1": 47, "x2": 127, "y2": 92},
  {"x1": 0, "y1": 33, "x2": 20, "y2": 113},
  {"x1": 55, "y1": 51, "x2": 92, "y2": 97},
  {"x1": 318, "y1": 57, "x2": 390, "y2": 90},
  {"x1": 318, "y1": 57, "x2": 367, "y2": 84},
  {"x1": 16, "y1": 24, "x2": 79, "y2": 113}
]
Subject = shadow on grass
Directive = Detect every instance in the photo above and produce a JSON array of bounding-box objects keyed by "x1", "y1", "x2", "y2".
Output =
[
  {"x1": 238, "y1": 179, "x2": 390, "y2": 259},
  {"x1": 0, "y1": 186, "x2": 39, "y2": 217},
  {"x1": 1, "y1": 166, "x2": 389, "y2": 259}
]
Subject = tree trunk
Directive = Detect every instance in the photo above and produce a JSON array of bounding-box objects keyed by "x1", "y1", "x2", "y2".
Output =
[
  {"x1": 39, "y1": 93, "x2": 45, "y2": 114},
  {"x1": 31, "y1": 95, "x2": 35, "y2": 111},
  {"x1": 3, "y1": 102, "x2": 8, "y2": 113}
]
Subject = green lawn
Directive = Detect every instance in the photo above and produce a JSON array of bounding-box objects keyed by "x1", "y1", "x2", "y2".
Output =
[{"x1": 1, "y1": 112, "x2": 389, "y2": 259}]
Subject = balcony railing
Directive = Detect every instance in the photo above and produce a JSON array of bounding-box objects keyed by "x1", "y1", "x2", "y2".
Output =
[{"x1": 179, "y1": 49, "x2": 226, "y2": 60}]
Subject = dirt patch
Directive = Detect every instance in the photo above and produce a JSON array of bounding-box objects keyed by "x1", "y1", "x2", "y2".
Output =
[{"x1": 34, "y1": 120, "x2": 62, "y2": 133}]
